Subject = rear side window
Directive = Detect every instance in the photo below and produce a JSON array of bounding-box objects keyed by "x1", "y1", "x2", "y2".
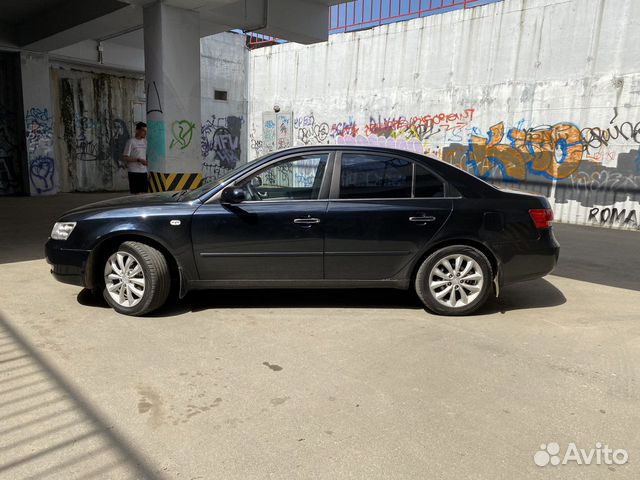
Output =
[
  {"x1": 414, "y1": 165, "x2": 445, "y2": 198},
  {"x1": 339, "y1": 153, "x2": 445, "y2": 199},
  {"x1": 340, "y1": 154, "x2": 413, "y2": 199}
]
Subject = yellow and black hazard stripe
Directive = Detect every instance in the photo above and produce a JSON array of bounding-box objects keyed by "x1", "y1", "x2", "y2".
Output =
[{"x1": 148, "y1": 172, "x2": 203, "y2": 192}]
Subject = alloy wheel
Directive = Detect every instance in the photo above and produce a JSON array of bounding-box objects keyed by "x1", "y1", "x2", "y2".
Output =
[
  {"x1": 428, "y1": 254, "x2": 484, "y2": 308},
  {"x1": 104, "y1": 251, "x2": 146, "y2": 308}
]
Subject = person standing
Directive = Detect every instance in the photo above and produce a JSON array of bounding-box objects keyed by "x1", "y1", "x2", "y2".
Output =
[{"x1": 123, "y1": 122, "x2": 148, "y2": 194}]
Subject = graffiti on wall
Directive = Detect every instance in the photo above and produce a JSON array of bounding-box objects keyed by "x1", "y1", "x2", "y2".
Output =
[
  {"x1": 276, "y1": 112, "x2": 293, "y2": 150},
  {"x1": 442, "y1": 121, "x2": 584, "y2": 181},
  {"x1": 588, "y1": 206, "x2": 639, "y2": 230},
  {"x1": 250, "y1": 129, "x2": 265, "y2": 157},
  {"x1": 256, "y1": 108, "x2": 640, "y2": 230},
  {"x1": 29, "y1": 156, "x2": 55, "y2": 194},
  {"x1": 201, "y1": 115, "x2": 243, "y2": 183},
  {"x1": 263, "y1": 113, "x2": 277, "y2": 153},
  {"x1": 581, "y1": 109, "x2": 640, "y2": 157},
  {"x1": 294, "y1": 113, "x2": 330, "y2": 146},
  {"x1": 24, "y1": 107, "x2": 56, "y2": 194},
  {"x1": 362, "y1": 110, "x2": 476, "y2": 146},
  {"x1": 55, "y1": 72, "x2": 140, "y2": 192},
  {"x1": 169, "y1": 120, "x2": 196, "y2": 150},
  {"x1": 146, "y1": 81, "x2": 163, "y2": 115},
  {"x1": 25, "y1": 108, "x2": 53, "y2": 154}
]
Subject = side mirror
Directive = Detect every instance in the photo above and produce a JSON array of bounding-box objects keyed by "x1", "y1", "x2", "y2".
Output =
[{"x1": 220, "y1": 187, "x2": 246, "y2": 204}]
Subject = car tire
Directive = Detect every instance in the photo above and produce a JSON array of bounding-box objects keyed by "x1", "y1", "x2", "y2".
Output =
[
  {"x1": 415, "y1": 245, "x2": 493, "y2": 316},
  {"x1": 102, "y1": 241, "x2": 170, "y2": 316}
]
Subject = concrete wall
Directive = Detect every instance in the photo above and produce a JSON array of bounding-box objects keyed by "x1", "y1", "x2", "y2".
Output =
[
  {"x1": 248, "y1": 0, "x2": 640, "y2": 231},
  {"x1": 50, "y1": 67, "x2": 145, "y2": 192},
  {"x1": 26, "y1": 31, "x2": 247, "y2": 193},
  {"x1": 200, "y1": 32, "x2": 248, "y2": 183},
  {"x1": 21, "y1": 53, "x2": 57, "y2": 195}
]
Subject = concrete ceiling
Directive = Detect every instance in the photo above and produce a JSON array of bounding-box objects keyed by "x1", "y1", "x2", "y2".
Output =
[
  {"x1": 0, "y1": 0, "x2": 341, "y2": 52},
  {"x1": 1, "y1": 0, "x2": 69, "y2": 26}
]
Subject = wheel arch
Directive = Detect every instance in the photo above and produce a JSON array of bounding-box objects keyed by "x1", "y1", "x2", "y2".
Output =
[
  {"x1": 85, "y1": 232, "x2": 183, "y2": 295},
  {"x1": 409, "y1": 238, "x2": 500, "y2": 287}
]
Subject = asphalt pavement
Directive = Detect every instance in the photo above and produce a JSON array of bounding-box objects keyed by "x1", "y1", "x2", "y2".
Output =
[{"x1": 0, "y1": 193, "x2": 638, "y2": 480}]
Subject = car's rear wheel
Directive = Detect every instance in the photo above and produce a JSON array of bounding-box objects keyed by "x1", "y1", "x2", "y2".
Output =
[
  {"x1": 102, "y1": 241, "x2": 170, "y2": 316},
  {"x1": 415, "y1": 245, "x2": 493, "y2": 316}
]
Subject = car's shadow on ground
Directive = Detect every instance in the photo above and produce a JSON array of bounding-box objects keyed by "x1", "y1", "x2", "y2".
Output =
[
  {"x1": 478, "y1": 278, "x2": 567, "y2": 315},
  {"x1": 77, "y1": 278, "x2": 566, "y2": 317}
]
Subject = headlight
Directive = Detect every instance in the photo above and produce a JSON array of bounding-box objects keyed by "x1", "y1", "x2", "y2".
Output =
[{"x1": 51, "y1": 222, "x2": 77, "y2": 240}]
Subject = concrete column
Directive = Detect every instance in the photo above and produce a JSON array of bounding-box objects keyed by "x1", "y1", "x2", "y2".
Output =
[
  {"x1": 21, "y1": 52, "x2": 57, "y2": 195},
  {"x1": 143, "y1": 2, "x2": 202, "y2": 191}
]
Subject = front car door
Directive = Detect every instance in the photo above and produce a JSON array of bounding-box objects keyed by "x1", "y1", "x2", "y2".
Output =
[
  {"x1": 191, "y1": 152, "x2": 332, "y2": 283},
  {"x1": 324, "y1": 151, "x2": 453, "y2": 281}
]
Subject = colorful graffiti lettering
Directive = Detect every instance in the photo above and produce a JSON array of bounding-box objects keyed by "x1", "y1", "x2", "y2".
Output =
[
  {"x1": 331, "y1": 118, "x2": 359, "y2": 138},
  {"x1": 264, "y1": 111, "x2": 640, "y2": 222},
  {"x1": 444, "y1": 122, "x2": 584, "y2": 181}
]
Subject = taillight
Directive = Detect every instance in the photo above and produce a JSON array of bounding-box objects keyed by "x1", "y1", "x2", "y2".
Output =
[{"x1": 529, "y1": 209, "x2": 554, "y2": 229}]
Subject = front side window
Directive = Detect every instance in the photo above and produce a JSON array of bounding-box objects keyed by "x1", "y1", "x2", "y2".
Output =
[
  {"x1": 339, "y1": 153, "x2": 445, "y2": 199},
  {"x1": 239, "y1": 154, "x2": 328, "y2": 201}
]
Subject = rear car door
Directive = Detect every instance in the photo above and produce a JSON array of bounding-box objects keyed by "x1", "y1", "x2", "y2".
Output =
[
  {"x1": 191, "y1": 152, "x2": 332, "y2": 281},
  {"x1": 324, "y1": 151, "x2": 453, "y2": 280}
]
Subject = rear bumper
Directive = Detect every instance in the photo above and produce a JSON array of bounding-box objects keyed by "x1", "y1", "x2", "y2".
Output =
[
  {"x1": 497, "y1": 228, "x2": 560, "y2": 285},
  {"x1": 45, "y1": 239, "x2": 91, "y2": 287}
]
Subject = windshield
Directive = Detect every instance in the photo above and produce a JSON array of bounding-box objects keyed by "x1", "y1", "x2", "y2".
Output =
[{"x1": 178, "y1": 157, "x2": 268, "y2": 202}]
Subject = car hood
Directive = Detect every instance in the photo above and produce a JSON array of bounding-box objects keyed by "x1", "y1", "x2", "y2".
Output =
[{"x1": 62, "y1": 192, "x2": 189, "y2": 217}]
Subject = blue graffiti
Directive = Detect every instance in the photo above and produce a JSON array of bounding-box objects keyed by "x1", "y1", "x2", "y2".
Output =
[{"x1": 29, "y1": 156, "x2": 55, "y2": 193}]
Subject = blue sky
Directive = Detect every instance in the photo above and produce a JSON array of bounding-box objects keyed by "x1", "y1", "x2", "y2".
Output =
[
  {"x1": 330, "y1": 0, "x2": 502, "y2": 31},
  {"x1": 239, "y1": 0, "x2": 502, "y2": 42}
]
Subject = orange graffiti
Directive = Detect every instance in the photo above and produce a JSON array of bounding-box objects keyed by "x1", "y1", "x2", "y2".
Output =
[{"x1": 466, "y1": 122, "x2": 584, "y2": 180}]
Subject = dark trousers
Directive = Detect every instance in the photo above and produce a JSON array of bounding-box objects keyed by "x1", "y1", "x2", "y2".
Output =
[{"x1": 128, "y1": 172, "x2": 148, "y2": 194}]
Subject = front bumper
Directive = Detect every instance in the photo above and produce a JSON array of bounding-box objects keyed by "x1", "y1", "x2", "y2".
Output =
[{"x1": 45, "y1": 239, "x2": 91, "y2": 287}]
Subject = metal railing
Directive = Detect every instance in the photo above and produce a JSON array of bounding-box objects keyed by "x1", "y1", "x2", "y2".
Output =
[
  {"x1": 246, "y1": 0, "x2": 502, "y2": 48},
  {"x1": 330, "y1": 0, "x2": 498, "y2": 33}
]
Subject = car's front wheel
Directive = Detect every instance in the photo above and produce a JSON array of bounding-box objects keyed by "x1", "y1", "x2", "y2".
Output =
[
  {"x1": 415, "y1": 245, "x2": 493, "y2": 316},
  {"x1": 102, "y1": 241, "x2": 170, "y2": 316}
]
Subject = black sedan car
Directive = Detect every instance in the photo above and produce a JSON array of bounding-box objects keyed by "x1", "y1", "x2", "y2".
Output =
[{"x1": 46, "y1": 146, "x2": 559, "y2": 316}]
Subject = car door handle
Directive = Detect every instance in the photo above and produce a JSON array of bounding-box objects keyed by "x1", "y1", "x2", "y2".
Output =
[
  {"x1": 293, "y1": 218, "x2": 321, "y2": 225},
  {"x1": 409, "y1": 216, "x2": 436, "y2": 223}
]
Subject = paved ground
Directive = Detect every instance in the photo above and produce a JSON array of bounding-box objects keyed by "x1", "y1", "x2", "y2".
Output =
[{"x1": 0, "y1": 193, "x2": 639, "y2": 479}]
